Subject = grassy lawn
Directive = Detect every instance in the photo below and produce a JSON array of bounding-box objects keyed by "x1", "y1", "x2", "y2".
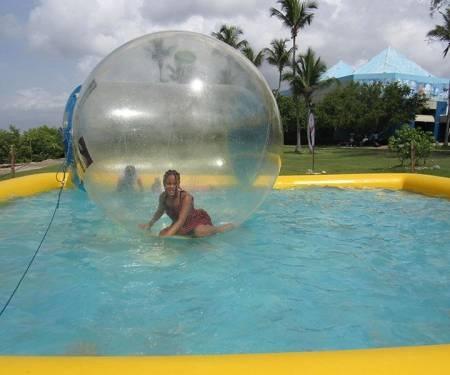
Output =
[
  {"x1": 281, "y1": 146, "x2": 450, "y2": 177},
  {"x1": 1, "y1": 147, "x2": 450, "y2": 180}
]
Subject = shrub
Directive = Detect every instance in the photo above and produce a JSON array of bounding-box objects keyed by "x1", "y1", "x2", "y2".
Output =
[{"x1": 388, "y1": 125, "x2": 435, "y2": 169}]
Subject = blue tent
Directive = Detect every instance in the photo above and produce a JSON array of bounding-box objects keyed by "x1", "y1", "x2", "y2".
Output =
[{"x1": 323, "y1": 47, "x2": 449, "y2": 102}]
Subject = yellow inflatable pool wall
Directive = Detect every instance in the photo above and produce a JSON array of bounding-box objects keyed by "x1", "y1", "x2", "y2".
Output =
[
  {"x1": 0, "y1": 173, "x2": 72, "y2": 203},
  {"x1": 1, "y1": 344, "x2": 450, "y2": 375},
  {"x1": 2, "y1": 172, "x2": 450, "y2": 202},
  {"x1": 1, "y1": 172, "x2": 449, "y2": 374}
]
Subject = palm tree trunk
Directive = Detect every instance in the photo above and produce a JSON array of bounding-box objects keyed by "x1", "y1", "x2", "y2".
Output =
[
  {"x1": 306, "y1": 105, "x2": 315, "y2": 170},
  {"x1": 445, "y1": 111, "x2": 450, "y2": 147},
  {"x1": 445, "y1": 85, "x2": 450, "y2": 146},
  {"x1": 292, "y1": 35, "x2": 296, "y2": 75},
  {"x1": 292, "y1": 34, "x2": 301, "y2": 152},
  {"x1": 306, "y1": 104, "x2": 311, "y2": 153},
  {"x1": 295, "y1": 95, "x2": 302, "y2": 152},
  {"x1": 277, "y1": 69, "x2": 282, "y2": 97}
]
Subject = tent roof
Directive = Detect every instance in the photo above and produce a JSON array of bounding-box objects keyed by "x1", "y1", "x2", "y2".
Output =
[
  {"x1": 321, "y1": 60, "x2": 354, "y2": 80},
  {"x1": 354, "y1": 47, "x2": 434, "y2": 77}
]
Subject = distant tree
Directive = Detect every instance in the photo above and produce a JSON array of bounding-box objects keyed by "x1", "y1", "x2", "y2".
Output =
[
  {"x1": 276, "y1": 94, "x2": 307, "y2": 135},
  {"x1": 264, "y1": 38, "x2": 291, "y2": 96},
  {"x1": 146, "y1": 38, "x2": 174, "y2": 82},
  {"x1": 283, "y1": 48, "x2": 327, "y2": 151},
  {"x1": 381, "y1": 83, "x2": 426, "y2": 131},
  {"x1": 21, "y1": 126, "x2": 64, "y2": 162},
  {"x1": 270, "y1": 0, "x2": 318, "y2": 151},
  {"x1": 241, "y1": 45, "x2": 265, "y2": 66},
  {"x1": 316, "y1": 82, "x2": 426, "y2": 139},
  {"x1": 167, "y1": 50, "x2": 197, "y2": 83},
  {"x1": 211, "y1": 25, "x2": 249, "y2": 50},
  {"x1": 0, "y1": 126, "x2": 21, "y2": 164},
  {"x1": 316, "y1": 82, "x2": 363, "y2": 134},
  {"x1": 0, "y1": 125, "x2": 65, "y2": 165}
]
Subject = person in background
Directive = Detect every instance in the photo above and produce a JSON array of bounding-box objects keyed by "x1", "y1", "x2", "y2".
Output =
[
  {"x1": 151, "y1": 177, "x2": 162, "y2": 193},
  {"x1": 117, "y1": 165, "x2": 144, "y2": 192}
]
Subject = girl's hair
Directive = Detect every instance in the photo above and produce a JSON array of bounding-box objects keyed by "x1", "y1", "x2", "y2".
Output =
[{"x1": 163, "y1": 169, "x2": 180, "y2": 185}]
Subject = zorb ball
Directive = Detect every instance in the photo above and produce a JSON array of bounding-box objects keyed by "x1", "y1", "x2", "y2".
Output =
[{"x1": 72, "y1": 31, "x2": 283, "y2": 234}]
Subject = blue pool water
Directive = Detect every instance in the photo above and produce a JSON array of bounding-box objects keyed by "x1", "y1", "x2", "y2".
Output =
[{"x1": 0, "y1": 188, "x2": 449, "y2": 355}]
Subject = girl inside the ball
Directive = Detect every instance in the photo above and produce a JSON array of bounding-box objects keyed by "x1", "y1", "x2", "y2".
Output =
[{"x1": 139, "y1": 170, "x2": 233, "y2": 237}]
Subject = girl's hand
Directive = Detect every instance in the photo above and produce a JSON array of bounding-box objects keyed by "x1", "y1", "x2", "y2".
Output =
[
  {"x1": 139, "y1": 223, "x2": 150, "y2": 230},
  {"x1": 159, "y1": 227, "x2": 173, "y2": 237}
]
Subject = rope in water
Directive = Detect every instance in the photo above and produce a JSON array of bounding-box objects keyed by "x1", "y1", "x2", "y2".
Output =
[{"x1": 0, "y1": 166, "x2": 67, "y2": 318}]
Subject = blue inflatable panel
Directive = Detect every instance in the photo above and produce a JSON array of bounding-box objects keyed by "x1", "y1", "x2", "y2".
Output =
[{"x1": 62, "y1": 85, "x2": 85, "y2": 190}]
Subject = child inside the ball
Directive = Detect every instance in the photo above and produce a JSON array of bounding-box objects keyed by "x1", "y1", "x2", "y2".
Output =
[{"x1": 139, "y1": 169, "x2": 234, "y2": 237}]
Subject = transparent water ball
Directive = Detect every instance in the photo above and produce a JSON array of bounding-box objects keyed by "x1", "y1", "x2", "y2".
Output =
[{"x1": 72, "y1": 31, "x2": 282, "y2": 235}]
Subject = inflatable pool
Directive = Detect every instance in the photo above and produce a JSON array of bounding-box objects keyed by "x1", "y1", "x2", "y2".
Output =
[{"x1": 0, "y1": 172, "x2": 449, "y2": 373}]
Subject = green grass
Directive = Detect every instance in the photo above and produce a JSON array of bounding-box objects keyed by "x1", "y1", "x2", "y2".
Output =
[
  {"x1": 280, "y1": 146, "x2": 450, "y2": 177},
  {"x1": 1, "y1": 147, "x2": 450, "y2": 181}
]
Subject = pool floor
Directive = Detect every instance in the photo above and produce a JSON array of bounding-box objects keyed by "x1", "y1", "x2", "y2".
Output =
[{"x1": 0, "y1": 188, "x2": 449, "y2": 355}]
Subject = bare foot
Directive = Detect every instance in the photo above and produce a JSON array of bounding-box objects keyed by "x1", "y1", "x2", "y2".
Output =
[{"x1": 216, "y1": 223, "x2": 235, "y2": 233}]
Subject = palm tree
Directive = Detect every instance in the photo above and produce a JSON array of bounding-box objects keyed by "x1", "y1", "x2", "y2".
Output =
[
  {"x1": 146, "y1": 39, "x2": 174, "y2": 82},
  {"x1": 427, "y1": 7, "x2": 450, "y2": 146},
  {"x1": 283, "y1": 48, "x2": 328, "y2": 152},
  {"x1": 168, "y1": 50, "x2": 197, "y2": 83},
  {"x1": 270, "y1": 0, "x2": 318, "y2": 151},
  {"x1": 242, "y1": 46, "x2": 265, "y2": 67},
  {"x1": 430, "y1": 0, "x2": 450, "y2": 13},
  {"x1": 211, "y1": 25, "x2": 249, "y2": 51},
  {"x1": 264, "y1": 38, "x2": 291, "y2": 97},
  {"x1": 427, "y1": 7, "x2": 450, "y2": 57}
]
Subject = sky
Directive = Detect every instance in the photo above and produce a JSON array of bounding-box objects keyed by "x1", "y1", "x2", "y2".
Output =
[{"x1": 1, "y1": 0, "x2": 449, "y2": 130}]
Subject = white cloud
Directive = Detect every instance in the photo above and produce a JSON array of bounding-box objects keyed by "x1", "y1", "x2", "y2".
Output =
[
  {"x1": 322, "y1": 0, "x2": 344, "y2": 20},
  {"x1": 140, "y1": 0, "x2": 274, "y2": 23},
  {"x1": 25, "y1": 0, "x2": 283, "y2": 55},
  {"x1": 25, "y1": 0, "x2": 288, "y2": 76},
  {"x1": 3, "y1": 88, "x2": 67, "y2": 111},
  {"x1": 27, "y1": 0, "x2": 151, "y2": 57}
]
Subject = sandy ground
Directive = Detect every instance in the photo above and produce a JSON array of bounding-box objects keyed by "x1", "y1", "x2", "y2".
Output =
[{"x1": 0, "y1": 158, "x2": 64, "y2": 176}]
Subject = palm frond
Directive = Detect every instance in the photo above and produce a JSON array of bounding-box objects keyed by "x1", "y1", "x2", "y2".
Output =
[
  {"x1": 211, "y1": 24, "x2": 248, "y2": 50},
  {"x1": 427, "y1": 7, "x2": 450, "y2": 57}
]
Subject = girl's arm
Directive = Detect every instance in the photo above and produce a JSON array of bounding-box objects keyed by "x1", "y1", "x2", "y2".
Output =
[
  {"x1": 139, "y1": 194, "x2": 165, "y2": 229},
  {"x1": 160, "y1": 194, "x2": 193, "y2": 237}
]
